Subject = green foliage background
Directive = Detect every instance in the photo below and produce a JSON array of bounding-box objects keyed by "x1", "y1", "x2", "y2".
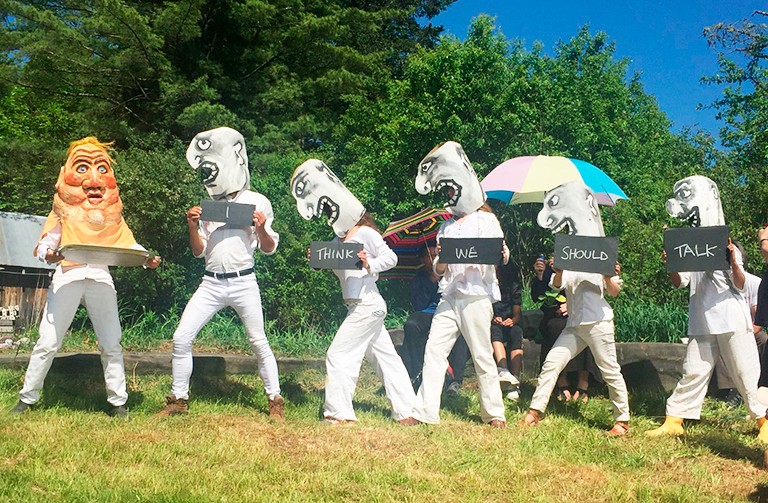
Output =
[{"x1": 1, "y1": 3, "x2": 766, "y2": 338}]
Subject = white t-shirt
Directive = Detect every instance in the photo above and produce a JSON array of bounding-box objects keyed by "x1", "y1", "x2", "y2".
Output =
[
  {"x1": 197, "y1": 190, "x2": 279, "y2": 273},
  {"x1": 677, "y1": 247, "x2": 751, "y2": 335},
  {"x1": 552, "y1": 270, "x2": 614, "y2": 326},
  {"x1": 333, "y1": 226, "x2": 397, "y2": 300},
  {"x1": 436, "y1": 210, "x2": 503, "y2": 301}
]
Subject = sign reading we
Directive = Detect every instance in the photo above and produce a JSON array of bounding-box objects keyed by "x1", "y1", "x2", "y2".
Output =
[
  {"x1": 438, "y1": 238, "x2": 503, "y2": 264},
  {"x1": 309, "y1": 241, "x2": 364, "y2": 270},
  {"x1": 553, "y1": 235, "x2": 619, "y2": 276},
  {"x1": 664, "y1": 225, "x2": 729, "y2": 272}
]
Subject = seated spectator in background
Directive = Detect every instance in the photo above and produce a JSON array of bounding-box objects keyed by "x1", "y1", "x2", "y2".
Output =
[
  {"x1": 402, "y1": 243, "x2": 440, "y2": 391},
  {"x1": 491, "y1": 247, "x2": 524, "y2": 401},
  {"x1": 531, "y1": 255, "x2": 601, "y2": 402}
]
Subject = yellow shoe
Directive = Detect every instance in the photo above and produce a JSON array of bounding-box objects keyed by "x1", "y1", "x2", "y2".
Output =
[
  {"x1": 645, "y1": 416, "x2": 684, "y2": 437},
  {"x1": 757, "y1": 417, "x2": 768, "y2": 444}
]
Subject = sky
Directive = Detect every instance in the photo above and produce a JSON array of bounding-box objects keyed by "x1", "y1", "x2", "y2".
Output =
[{"x1": 429, "y1": 0, "x2": 763, "y2": 139}]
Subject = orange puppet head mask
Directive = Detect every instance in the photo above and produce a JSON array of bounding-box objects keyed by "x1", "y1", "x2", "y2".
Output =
[{"x1": 53, "y1": 137, "x2": 123, "y2": 226}]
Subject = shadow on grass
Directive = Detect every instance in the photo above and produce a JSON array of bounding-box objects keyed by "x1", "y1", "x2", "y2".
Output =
[{"x1": 40, "y1": 373, "x2": 146, "y2": 415}]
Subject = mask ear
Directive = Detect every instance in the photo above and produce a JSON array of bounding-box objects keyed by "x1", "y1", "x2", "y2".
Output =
[
  {"x1": 587, "y1": 192, "x2": 598, "y2": 216},
  {"x1": 233, "y1": 142, "x2": 246, "y2": 167},
  {"x1": 709, "y1": 181, "x2": 720, "y2": 201}
]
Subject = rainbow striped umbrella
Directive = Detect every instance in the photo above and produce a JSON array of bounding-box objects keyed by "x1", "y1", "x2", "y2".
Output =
[
  {"x1": 381, "y1": 208, "x2": 451, "y2": 280},
  {"x1": 481, "y1": 156, "x2": 628, "y2": 206}
]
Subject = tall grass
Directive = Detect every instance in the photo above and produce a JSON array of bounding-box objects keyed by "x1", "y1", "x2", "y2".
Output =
[{"x1": 614, "y1": 300, "x2": 689, "y2": 343}]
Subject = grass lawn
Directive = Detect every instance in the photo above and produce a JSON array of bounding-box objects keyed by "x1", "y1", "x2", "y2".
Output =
[{"x1": 1, "y1": 364, "x2": 768, "y2": 502}]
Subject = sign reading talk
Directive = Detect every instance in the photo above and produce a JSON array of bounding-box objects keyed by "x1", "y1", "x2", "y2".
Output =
[
  {"x1": 200, "y1": 200, "x2": 256, "y2": 228},
  {"x1": 309, "y1": 241, "x2": 363, "y2": 270},
  {"x1": 553, "y1": 235, "x2": 618, "y2": 275},
  {"x1": 664, "y1": 225, "x2": 729, "y2": 272},
  {"x1": 438, "y1": 238, "x2": 503, "y2": 264}
]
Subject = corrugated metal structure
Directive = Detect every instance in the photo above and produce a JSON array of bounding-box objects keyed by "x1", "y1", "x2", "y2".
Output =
[{"x1": 0, "y1": 211, "x2": 55, "y2": 332}]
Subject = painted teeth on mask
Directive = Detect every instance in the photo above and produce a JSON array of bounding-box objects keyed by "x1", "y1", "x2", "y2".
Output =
[
  {"x1": 318, "y1": 196, "x2": 340, "y2": 224},
  {"x1": 435, "y1": 180, "x2": 460, "y2": 206}
]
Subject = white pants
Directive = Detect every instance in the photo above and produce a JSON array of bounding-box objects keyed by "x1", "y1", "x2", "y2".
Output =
[
  {"x1": 530, "y1": 320, "x2": 630, "y2": 422},
  {"x1": 667, "y1": 330, "x2": 764, "y2": 419},
  {"x1": 324, "y1": 292, "x2": 415, "y2": 421},
  {"x1": 171, "y1": 275, "x2": 280, "y2": 400},
  {"x1": 20, "y1": 279, "x2": 127, "y2": 406},
  {"x1": 411, "y1": 294, "x2": 505, "y2": 424}
]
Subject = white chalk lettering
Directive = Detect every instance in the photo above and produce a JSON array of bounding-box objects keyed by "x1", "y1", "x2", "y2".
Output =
[
  {"x1": 673, "y1": 243, "x2": 717, "y2": 258},
  {"x1": 455, "y1": 247, "x2": 478, "y2": 260},
  {"x1": 315, "y1": 247, "x2": 355, "y2": 261},
  {"x1": 559, "y1": 246, "x2": 608, "y2": 261}
]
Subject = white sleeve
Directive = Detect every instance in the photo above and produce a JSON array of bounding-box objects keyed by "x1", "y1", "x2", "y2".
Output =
[
  {"x1": 36, "y1": 224, "x2": 62, "y2": 262},
  {"x1": 364, "y1": 228, "x2": 397, "y2": 274},
  {"x1": 254, "y1": 196, "x2": 280, "y2": 256}
]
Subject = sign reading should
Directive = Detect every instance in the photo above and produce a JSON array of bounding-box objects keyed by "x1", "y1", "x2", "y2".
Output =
[
  {"x1": 664, "y1": 225, "x2": 729, "y2": 272},
  {"x1": 438, "y1": 238, "x2": 503, "y2": 264},
  {"x1": 553, "y1": 235, "x2": 619, "y2": 276},
  {"x1": 310, "y1": 241, "x2": 363, "y2": 270},
  {"x1": 200, "y1": 200, "x2": 256, "y2": 228}
]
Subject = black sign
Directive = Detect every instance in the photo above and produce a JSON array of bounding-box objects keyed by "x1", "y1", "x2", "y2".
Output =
[
  {"x1": 553, "y1": 235, "x2": 619, "y2": 276},
  {"x1": 664, "y1": 225, "x2": 729, "y2": 272},
  {"x1": 438, "y1": 238, "x2": 503, "y2": 264},
  {"x1": 200, "y1": 200, "x2": 256, "y2": 227},
  {"x1": 309, "y1": 241, "x2": 363, "y2": 270}
]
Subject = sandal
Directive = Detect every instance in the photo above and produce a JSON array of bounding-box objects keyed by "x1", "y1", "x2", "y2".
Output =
[
  {"x1": 606, "y1": 421, "x2": 629, "y2": 437},
  {"x1": 556, "y1": 385, "x2": 571, "y2": 402},
  {"x1": 573, "y1": 388, "x2": 589, "y2": 403},
  {"x1": 518, "y1": 409, "x2": 542, "y2": 427}
]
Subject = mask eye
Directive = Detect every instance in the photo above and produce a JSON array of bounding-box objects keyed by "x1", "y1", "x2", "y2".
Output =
[
  {"x1": 420, "y1": 161, "x2": 433, "y2": 173},
  {"x1": 295, "y1": 181, "x2": 305, "y2": 196},
  {"x1": 97, "y1": 165, "x2": 108, "y2": 174},
  {"x1": 677, "y1": 188, "x2": 691, "y2": 200},
  {"x1": 548, "y1": 194, "x2": 560, "y2": 208},
  {"x1": 76, "y1": 165, "x2": 88, "y2": 173},
  {"x1": 197, "y1": 139, "x2": 211, "y2": 151}
]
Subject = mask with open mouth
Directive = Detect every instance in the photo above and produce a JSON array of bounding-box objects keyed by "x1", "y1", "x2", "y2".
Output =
[
  {"x1": 186, "y1": 127, "x2": 250, "y2": 200},
  {"x1": 537, "y1": 181, "x2": 605, "y2": 237},
  {"x1": 53, "y1": 139, "x2": 123, "y2": 227},
  {"x1": 666, "y1": 175, "x2": 724, "y2": 228},
  {"x1": 415, "y1": 141, "x2": 486, "y2": 216},
  {"x1": 291, "y1": 159, "x2": 366, "y2": 238}
]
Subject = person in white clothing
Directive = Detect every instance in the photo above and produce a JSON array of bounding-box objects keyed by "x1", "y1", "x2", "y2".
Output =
[
  {"x1": 291, "y1": 159, "x2": 415, "y2": 424},
  {"x1": 402, "y1": 141, "x2": 507, "y2": 427},
  {"x1": 157, "y1": 127, "x2": 284, "y2": 419},
  {"x1": 519, "y1": 181, "x2": 629, "y2": 436},
  {"x1": 11, "y1": 137, "x2": 161, "y2": 418},
  {"x1": 715, "y1": 269, "x2": 765, "y2": 402},
  {"x1": 647, "y1": 176, "x2": 768, "y2": 441}
]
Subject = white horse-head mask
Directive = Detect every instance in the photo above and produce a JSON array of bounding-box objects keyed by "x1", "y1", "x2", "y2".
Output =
[
  {"x1": 666, "y1": 175, "x2": 724, "y2": 227},
  {"x1": 291, "y1": 159, "x2": 366, "y2": 238},
  {"x1": 537, "y1": 181, "x2": 605, "y2": 237},
  {"x1": 186, "y1": 127, "x2": 250, "y2": 200},
  {"x1": 415, "y1": 141, "x2": 486, "y2": 217}
]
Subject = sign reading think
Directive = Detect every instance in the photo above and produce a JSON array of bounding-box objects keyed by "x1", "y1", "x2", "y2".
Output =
[
  {"x1": 309, "y1": 241, "x2": 364, "y2": 270},
  {"x1": 553, "y1": 235, "x2": 619, "y2": 276},
  {"x1": 664, "y1": 225, "x2": 729, "y2": 272},
  {"x1": 200, "y1": 200, "x2": 257, "y2": 228},
  {"x1": 438, "y1": 238, "x2": 503, "y2": 264}
]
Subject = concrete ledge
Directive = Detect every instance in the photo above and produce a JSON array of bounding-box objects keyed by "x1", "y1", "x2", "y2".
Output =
[{"x1": 0, "y1": 324, "x2": 688, "y2": 393}]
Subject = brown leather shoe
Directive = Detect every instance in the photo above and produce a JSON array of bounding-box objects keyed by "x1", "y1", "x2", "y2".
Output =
[
  {"x1": 399, "y1": 416, "x2": 423, "y2": 426},
  {"x1": 606, "y1": 421, "x2": 629, "y2": 437},
  {"x1": 268, "y1": 395, "x2": 285, "y2": 421},
  {"x1": 155, "y1": 394, "x2": 188, "y2": 416},
  {"x1": 488, "y1": 419, "x2": 506, "y2": 428},
  {"x1": 517, "y1": 409, "x2": 542, "y2": 427}
]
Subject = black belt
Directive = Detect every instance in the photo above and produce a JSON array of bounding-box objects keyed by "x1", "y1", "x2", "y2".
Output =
[{"x1": 204, "y1": 268, "x2": 254, "y2": 280}]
